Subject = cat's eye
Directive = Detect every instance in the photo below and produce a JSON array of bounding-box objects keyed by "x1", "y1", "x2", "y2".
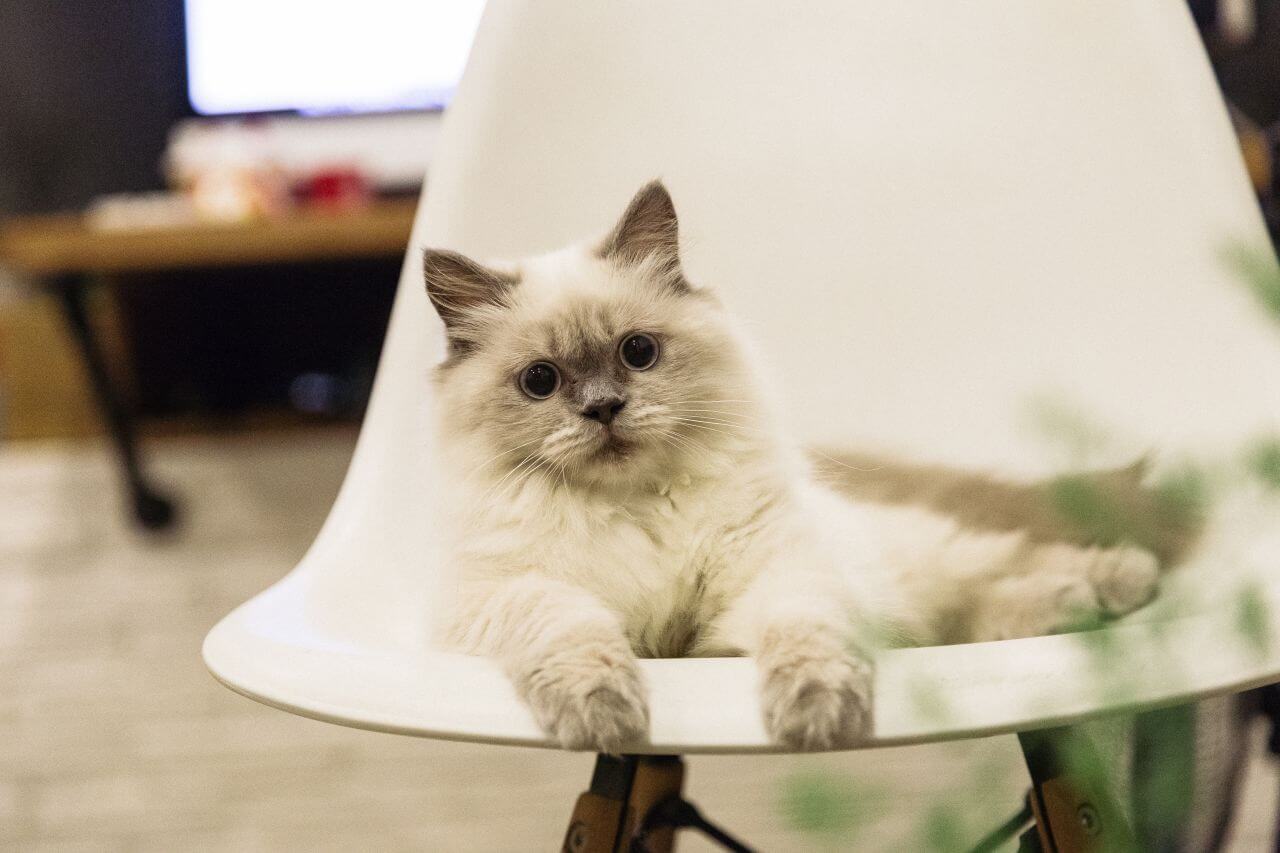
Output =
[
  {"x1": 518, "y1": 361, "x2": 560, "y2": 399},
  {"x1": 619, "y1": 333, "x2": 660, "y2": 371}
]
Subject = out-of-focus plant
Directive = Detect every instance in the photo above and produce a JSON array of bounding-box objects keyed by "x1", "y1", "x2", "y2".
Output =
[
  {"x1": 778, "y1": 241, "x2": 1280, "y2": 848},
  {"x1": 1223, "y1": 242, "x2": 1280, "y2": 322},
  {"x1": 1023, "y1": 394, "x2": 1114, "y2": 465},
  {"x1": 1247, "y1": 436, "x2": 1280, "y2": 490},
  {"x1": 778, "y1": 769, "x2": 878, "y2": 843},
  {"x1": 1235, "y1": 581, "x2": 1271, "y2": 656},
  {"x1": 921, "y1": 804, "x2": 966, "y2": 852},
  {"x1": 1132, "y1": 705, "x2": 1197, "y2": 848}
]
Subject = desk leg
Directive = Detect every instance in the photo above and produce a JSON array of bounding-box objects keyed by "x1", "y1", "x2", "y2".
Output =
[{"x1": 52, "y1": 275, "x2": 176, "y2": 530}]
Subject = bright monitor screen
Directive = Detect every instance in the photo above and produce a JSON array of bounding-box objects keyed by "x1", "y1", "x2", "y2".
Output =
[{"x1": 185, "y1": 0, "x2": 486, "y2": 116}]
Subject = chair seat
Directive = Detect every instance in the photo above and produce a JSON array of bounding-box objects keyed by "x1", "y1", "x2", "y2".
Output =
[{"x1": 204, "y1": 519, "x2": 1280, "y2": 753}]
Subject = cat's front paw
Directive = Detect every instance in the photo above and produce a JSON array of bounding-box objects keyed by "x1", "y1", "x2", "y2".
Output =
[
  {"x1": 1089, "y1": 545, "x2": 1160, "y2": 616},
  {"x1": 521, "y1": 641, "x2": 649, "y2": 753},
  {"x1": 760, "y1": 649, "x2": 873, "y2": 751}
]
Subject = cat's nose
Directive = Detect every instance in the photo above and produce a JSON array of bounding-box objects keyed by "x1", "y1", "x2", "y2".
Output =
[{"x1": 581, "y1": 396, "x2": 626, "y2": 425}]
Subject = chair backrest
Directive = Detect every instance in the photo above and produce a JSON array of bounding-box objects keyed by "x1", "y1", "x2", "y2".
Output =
[{"x1": 297, "y1": 0, "x2": 1280, "y2": 648}]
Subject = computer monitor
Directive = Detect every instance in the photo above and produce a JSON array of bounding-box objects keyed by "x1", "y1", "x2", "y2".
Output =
[{"x1": 184, "y1": 0, "x2": 486, "y2": 117}]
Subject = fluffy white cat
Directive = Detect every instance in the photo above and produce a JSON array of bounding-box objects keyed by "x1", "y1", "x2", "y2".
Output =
[{"x1": 424, "y1": 181, "x2": 1163, "y2": 752}]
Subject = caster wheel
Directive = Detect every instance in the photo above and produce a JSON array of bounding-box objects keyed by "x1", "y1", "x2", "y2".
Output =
[{"x1": 134, "y1": 490, "x2": 178, "y2": 530}]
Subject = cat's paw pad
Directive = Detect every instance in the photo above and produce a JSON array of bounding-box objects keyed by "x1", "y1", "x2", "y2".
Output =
[
  {"x1": 544, "y1": 684, "x2": 649, "y2": 753},
  {"x1": 1089, "y1": 546, "x2": 1159, "y2": 616},
  {"x1": 524, "y1": 647, "x2": 649, "y2": 753},
  {"x1": 761, "y1": 653, "x2": 872, "y2": 751}
]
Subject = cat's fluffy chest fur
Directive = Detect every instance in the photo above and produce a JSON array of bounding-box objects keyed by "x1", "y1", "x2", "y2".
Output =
[{"x1": 442, "y1": 439, "x2": 810, "y2": 658}]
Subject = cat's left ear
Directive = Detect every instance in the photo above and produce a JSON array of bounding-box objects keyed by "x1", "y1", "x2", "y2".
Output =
[
  {"x1": 598, "y1": 180, "x2": 688, "y2": 290},
  {"x1": 423, "y1": 248, "x2": 517, "y2": 355}
]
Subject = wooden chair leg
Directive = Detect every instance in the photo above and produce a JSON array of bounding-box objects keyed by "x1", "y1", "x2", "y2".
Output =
[
  {"x1": 620, "y1": 756, "x2": 685, "y2": 852},
  {"x1": 562, "y1": 754, "x2": 752, "y2": 853},
  {"x1": 563, "y1": 755, "x2": 638, "y2": 853},
  {"x1": 1018, "y1": 728, "x2": 1137, "y2": 853}
]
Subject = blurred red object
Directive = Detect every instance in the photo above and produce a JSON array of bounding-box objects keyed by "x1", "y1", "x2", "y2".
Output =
[{"x1": 299, "y1": 166, "x2": 374, "y2": 212}]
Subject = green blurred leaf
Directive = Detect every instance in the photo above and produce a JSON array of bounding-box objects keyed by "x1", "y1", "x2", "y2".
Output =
[
  {"x1": 1151, "y1": 464, "x2": 1208, "y2": 524},
  {"x1": 1235, "y1": 583, "x2": 1271, "y2": 656},
  {"x1": 1057, "y1": 734, "x2": 1112, "y2": 797},
  {"x1": 1047, "y1": 462, "x2": 1206, "y2": 566},
  {"x1": 1077, "y1": 622, "x2": 1118, "y2": 654},
  {"x1": 908, "y1": 677, "x2": 954, "y2": 725},
  {"x1": 1060, "y1": 606, "x2": 1111, "y2": 637},
  {"x1": 778, "y1": 771, "x2": 868, "y2": 838},
  {"x1": 1133, "y1": 706, "x2": 1197, "y2": 846},
  {"x1": 1222, "y1": 242, "x2": 1280, "y2": 323},
  {"x1": 1072, "y1": 625, "x2": 1135, "y2": 704},
  {"x1": 1049, "y1": 475, "x2": 1127, "y2": 547},
  {"x1": 1024, "y1": 396, "x2": 1113, "y2": 460},
  {"x1": 1246, "y1": 437, "x2": 1280, "y2": 490},
  {"x1": 922, "y1": 805, "x2": 965, "y2": 853}
]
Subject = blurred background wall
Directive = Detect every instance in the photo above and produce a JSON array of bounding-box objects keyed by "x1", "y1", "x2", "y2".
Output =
[{"x1": 0, "y1": 1, "x2": 183, "y2": 215}]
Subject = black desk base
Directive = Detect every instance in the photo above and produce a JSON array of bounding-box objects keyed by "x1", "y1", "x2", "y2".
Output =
[{"x1": 52, "y1": 275, "x2": 176, "y2": 531}]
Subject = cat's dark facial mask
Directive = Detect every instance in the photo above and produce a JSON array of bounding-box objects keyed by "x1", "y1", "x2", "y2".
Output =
[{"x1": 424, "y1": 182, "x2": 753, "y2": 485}]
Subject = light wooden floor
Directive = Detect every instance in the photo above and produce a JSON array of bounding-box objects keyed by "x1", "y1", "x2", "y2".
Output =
[{"x1": 0, "y1": 429, "x2": 1274, "y2": 851}]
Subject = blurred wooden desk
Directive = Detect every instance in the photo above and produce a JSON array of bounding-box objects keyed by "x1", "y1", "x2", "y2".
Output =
[
  {"x1": 0, "y1": 199, "x2": 418, "y2": 529},
  {"x1": 0, "y1": 199, "x2": 418, "y2": 274}
]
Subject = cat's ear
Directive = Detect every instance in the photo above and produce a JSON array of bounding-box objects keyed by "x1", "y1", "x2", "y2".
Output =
[
  {"x1": 598, "y1": 181, "x2": 685, "y2": 286},
  {"x1": 423, "y1": 248, "x2": 516, "y2": 333}
]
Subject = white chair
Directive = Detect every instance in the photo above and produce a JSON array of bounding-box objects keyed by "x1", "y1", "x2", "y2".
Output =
[{"x1": 205, "y1": 1, "x2": 1280, "y2": 848}]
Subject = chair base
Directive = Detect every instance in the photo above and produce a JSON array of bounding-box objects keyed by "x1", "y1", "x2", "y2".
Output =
[
  {"x1": 562, "y1": 737, "x2": 1136, "y2": 853},
  {"x1": 959, "y1": 726, "x2": 1140, "y2": 852},
  {"x1": 562, "y1": 754, "x2": 754, "y2": 852},
  {"x1": 1017, "y1": 728, "x2": 1137, "y2": 853}
]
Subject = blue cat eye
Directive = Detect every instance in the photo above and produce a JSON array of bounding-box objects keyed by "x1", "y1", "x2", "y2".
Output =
[
  {"x1": 518, "y1": 361, "x2": 560, "y2": 399},
  {"x1": 619, "y1": 332, "x2": 660, "y2": 371}
]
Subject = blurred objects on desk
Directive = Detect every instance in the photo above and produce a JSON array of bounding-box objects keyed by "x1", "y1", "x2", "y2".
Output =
[{"x1": 0, "y1": 200, "x2": 416, "y2": 445}]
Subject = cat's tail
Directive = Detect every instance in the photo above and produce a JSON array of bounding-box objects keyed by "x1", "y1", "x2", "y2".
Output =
[{"x1": 810, "y1": 449, "x2": 1204, "y2": 567}]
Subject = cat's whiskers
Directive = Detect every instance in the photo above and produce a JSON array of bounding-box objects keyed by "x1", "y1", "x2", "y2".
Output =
[
  {"x1": 628, "y1": 402, "x2": 667, "y2": 417},
  {"x1": 808, "y1": 447, "x2": 885, "y2": 474},
  {"x1": 666, "y1": 418, "x2": 772, "y2": 453},
  {"x1": 548, "y1": 431, "x2": 602, "y2": 462},
  {"x1": 540, "y1": 424, "x2": 599, "y2": 461},
  {"x1": 673, "y1": 404, "x2": 750, "y2": 410},
  {"x1": 497, "y1": 453, "x2": 557, "y2": 504},
  {"x1": 477, "y1": 452, "x2": 545, "y2": 506},
  {"x1": 669, "y1": 405, "x2": 757, "y2": 425},
  {"x1": 653, "y1": 426, "x2": 712, "y2": 461},
  {"x1": 666, "y1": 398, "x2": 754, "y2": 405},
  {"x1": 671, "y1": 414, "x2": 752, "y2": 427},
  {"x1": 668, "y1": 415, "x2": 765, "y2": 436},
  {"x1": 532, "y1": 442, "x2": 578, "y2": 493},
  {"x1": 669, "y1": 424, "x2": 741, "y2": 445},
  {"x1": 543, "y1": 423, "x2": 581, "y2": 445},
  {"x1": 621, "y1": 400, "x2": 674, "y2": 429},
  {"x1": 670, "y1": 409, "x2": 747, "y2": 425},
  {"x1": 670, "y1": 407, "x2": 752, "y2": 415},
  {"x1": 649, "y1": 431, "x2": 688, "y2": 465},
  {"x1": 654, "y1": 432, "x2": 696, "y2": 460},
  {"x1": 464, "y1": 436, "x2": 546, "y2": 486}
]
